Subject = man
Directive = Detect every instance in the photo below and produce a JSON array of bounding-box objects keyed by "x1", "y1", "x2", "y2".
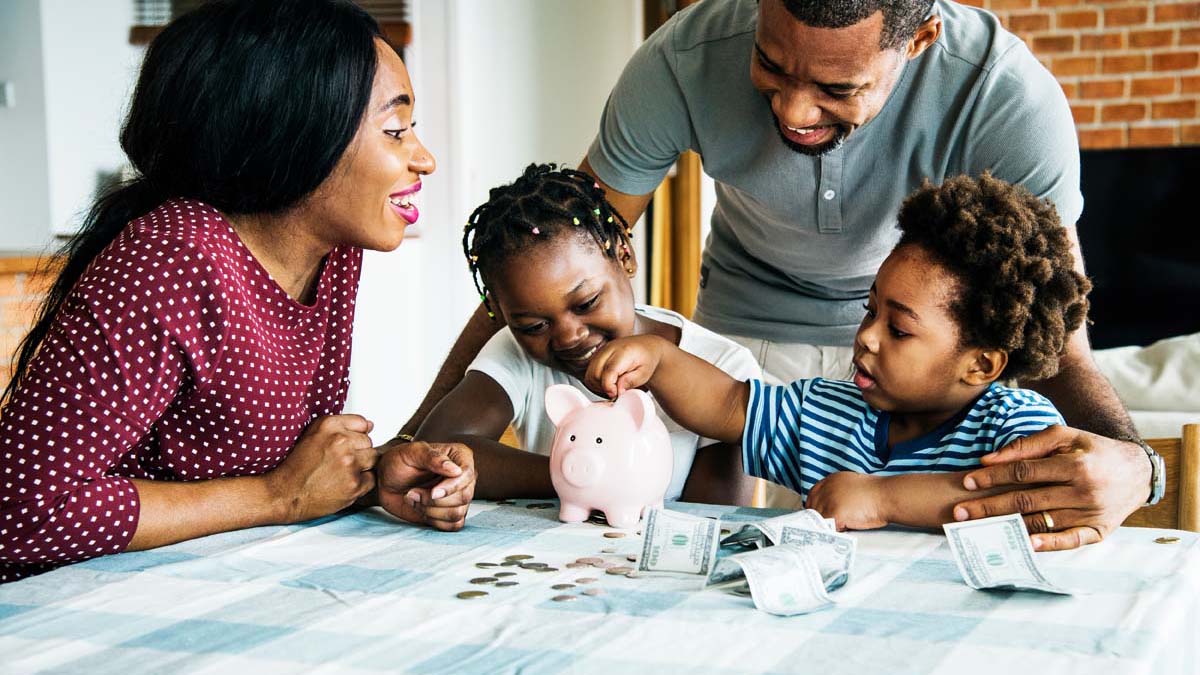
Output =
[{"x1": 393, "y1": 0, "x2": 1159, "y2": 551}]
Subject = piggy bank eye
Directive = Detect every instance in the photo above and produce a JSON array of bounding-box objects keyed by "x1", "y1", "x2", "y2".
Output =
[
  {"x1": 595, "y1": 437, "x2": 603, "y2": 444},
  {"x1": 569, "y1": 434, "x2": 576, "y2": 442}
]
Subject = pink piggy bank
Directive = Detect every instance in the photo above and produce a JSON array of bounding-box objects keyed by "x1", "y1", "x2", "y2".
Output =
[{"x1": 544, "y1": 384, "x2": 674, "y2": 529}]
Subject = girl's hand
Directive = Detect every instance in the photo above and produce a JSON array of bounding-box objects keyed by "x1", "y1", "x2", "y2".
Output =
[
  {"x1": 806, "y1": 472, "x2": 890, "y2": 531},
  {"x1": 584, "y1": 335, "x2": 668, "y2": 399},
  {"x1": 264, "y1": 414, "x2": 378, "y2": 523},
  {"x1": 376, "y1": 440, "x2": 476, "y2": 531}
]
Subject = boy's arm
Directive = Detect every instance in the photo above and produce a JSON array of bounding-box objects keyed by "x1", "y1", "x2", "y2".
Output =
[
  {"x1": 807, "y1": 471, "x2": 1010, "y2": 530},
  {"x1": 586, "y1": 335, "x2": 749, "y2": 444}
]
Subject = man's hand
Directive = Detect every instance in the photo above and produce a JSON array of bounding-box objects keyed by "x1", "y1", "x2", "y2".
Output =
[
  {"x1": 954, "y1": 425, "x2": 1149, "y2": 551},
  {"x1": 806, "y1": 472, "x2": 890, "y2": 531},
  {"x1": 375, "y1": 440, "x2": 476, "y2": 531}
]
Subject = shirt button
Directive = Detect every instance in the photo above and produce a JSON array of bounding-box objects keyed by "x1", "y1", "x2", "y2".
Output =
[{"x1": 823, "y1": 189, "x2": 836, "y2": 200}]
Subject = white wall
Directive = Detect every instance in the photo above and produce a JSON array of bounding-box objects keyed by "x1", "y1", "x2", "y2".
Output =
[
  {"x1": 346, "y1": 0, "x2": 644, "y2": 441},
  {"x1": 0, "y1": 0, "x2": 52, "y2": 251}
]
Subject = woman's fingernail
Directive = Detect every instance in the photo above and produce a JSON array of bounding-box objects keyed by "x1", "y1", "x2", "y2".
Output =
[
  {"x1": 963, "y1": 476, "x2": 977, "y2": 490},
  {"x1": 953, "y1": 507, "x2": 968, "y2": 521}
]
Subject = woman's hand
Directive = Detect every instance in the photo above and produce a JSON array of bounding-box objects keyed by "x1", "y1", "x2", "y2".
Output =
[
  {"x1": 806, "y1": 472, "x2": 890, "y2": 531},
  {"x1": 375, "y1": 440, "x2": 476, "y2": 531},
  {"x1": 954, "y1": 425, "x2": 1150, "y2": 551},
  {"x1": 585, "y1": 335, "x2": 668, "y2": 399},
  {"x1": 264, "y1": 414, "x2": 378, "y2": 523}
]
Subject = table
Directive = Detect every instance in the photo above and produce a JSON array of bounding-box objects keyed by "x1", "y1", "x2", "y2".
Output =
[{"x1": 1, "y1": 501, "x2": 1197, "y2": 674}]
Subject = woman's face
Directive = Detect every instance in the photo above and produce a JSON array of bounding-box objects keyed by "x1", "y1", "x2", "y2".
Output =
[
  {"x1": 490, "y1": 235, "x2": 638, "y2": 381},
  {"x1": 306, "y1": 39, "x2": 436, "y2": 251}
]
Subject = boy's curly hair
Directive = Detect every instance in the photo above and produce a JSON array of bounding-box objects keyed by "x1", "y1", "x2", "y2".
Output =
[{"x1": 896, "y1": 172, "x2": 1091, "y2": 381}]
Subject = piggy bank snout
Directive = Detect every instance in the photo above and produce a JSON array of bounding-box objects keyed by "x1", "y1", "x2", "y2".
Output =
[{"x1": 561, "y1": 450, "x2": 605, "y2": 489}]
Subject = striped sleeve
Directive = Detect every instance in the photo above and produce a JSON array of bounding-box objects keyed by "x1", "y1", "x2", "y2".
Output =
[
  {"x1": 991, "y1": 390, "x2": 1066, "y2": 452},
  {"x1": 741, "y1": 379, "x2": 806, "y2": 493}
]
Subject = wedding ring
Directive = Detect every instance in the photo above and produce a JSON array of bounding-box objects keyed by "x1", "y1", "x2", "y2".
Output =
[{"x1": 1042, "y1": 511, "x2": 1055, "y2": 531}]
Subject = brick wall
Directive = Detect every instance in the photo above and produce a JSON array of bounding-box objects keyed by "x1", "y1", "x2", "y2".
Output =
[{"x1": 958, "y1": 0, "x2": 1200, "y2": 148}]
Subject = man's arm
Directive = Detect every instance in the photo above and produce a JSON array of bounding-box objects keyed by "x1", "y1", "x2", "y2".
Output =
[
  {"x1": 398, "y1": 304, "x2": 504, "y2": 437},
  {"x1": 579, "y1": 157, "x2": 654, "y2": 233}
]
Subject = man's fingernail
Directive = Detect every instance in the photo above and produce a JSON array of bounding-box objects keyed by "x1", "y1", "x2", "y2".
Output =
[
  {"x1": 963, "y1": 476, "x2": 977, "y2": 490},
  {"x1": 953, "y1": 507, "x2": 968, "y2": 521},
  {"x1": 1031, "y1": 536, "x2": 1043, "y2": 550},
  {"x1": 432, "y1": 488, "x2": 447, "y2": 499},
  {"x1": 406, "y1": 490, "x2": 420, "y2": 503}
]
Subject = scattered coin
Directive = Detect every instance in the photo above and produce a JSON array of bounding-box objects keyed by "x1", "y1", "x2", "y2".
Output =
[
  {"x1": 720, "y1": 528, "x2": 732, "y2": 537},
  {"x1": 582, "y1": 588, "x2": 604, "y2": 597},
  {"x1": 470, "y1": 577, "x2": 498, "y2": 585},
  {"x1": 1155, "y1": 536, "x2": 1181, "y2": 544},
  {"x1": 551, "y1": 583, "x2": 576, "y2": 590},
  {"x1": 505, "y1": 554, "x2": 534, "y2": 561},
  {"x1": 601, "y1": 547, "x2": 617, "y2": 554},
  {"x1": 603, "y1": 532, "x2": 626, "y2": 539},
  {"x1": 595, "y1": 561, "x2": 617, "y2": 569},
  {"x1": 500, "y1": 561, "x2": 522, "y2": 567},
  {"x1": 624, "y1": 571, "x2": 642, "y2": 579},
  {"x1": 475, "y1": 562, "x2": 498, "y2": 569},
  {"x1": 494, "y1": 572, "x2": 516, "y2": 578},
  {"x1": 536, "y1": 567, "x2": 560, "y2": 573},
  {"x1": 575, "y1": 577, "x2": 598, "y2": 584},
  {"x1": 566, "y1": 562, "x2": 589, "y2": 569},
  {"x1": 606, "y1": 566, "x2": 633, "y2": 575},
  {"x1": 576, "y1": 557, "x2": 604, "y2": 565},
  {"x1": 495, "y1": 581, "x2": 519, "y2": 587},
  {"x1": 520, "y1": 561, "x2": 548, "y2": 568},
  {"x1": 626, "y1": 554, "x2": 638, "y2": 562},
  {"x1": 457, "y1": 590, "x2": 488, "y2": 599},
  {"x1": 551, "y1": 594, "x2": 578, "y2": 602},
  {"x1": 526, "y1": 502, "x2": 556, "y2": 510}
]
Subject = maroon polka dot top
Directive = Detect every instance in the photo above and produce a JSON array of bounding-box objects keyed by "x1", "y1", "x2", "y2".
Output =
[{"x1": 0, "y1": 199, "x2": 362, "y2": 582}]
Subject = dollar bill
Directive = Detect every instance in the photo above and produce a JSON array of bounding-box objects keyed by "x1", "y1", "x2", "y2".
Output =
[
  {"x1": 638, "y1": 508, "x2": 721, "y2": 575},
  {"x1": 942, "y1": 513, "x2": 1074, "y2": 595},
  {"x1": 705, "y1": 544, "x2": 834, "y2": 616},
  {"x1": 719, "y1": 509, "x2": 833, "y2": 550},
  {"x1": 778, "y1": 526, "x2": 856, "y2": 592}
]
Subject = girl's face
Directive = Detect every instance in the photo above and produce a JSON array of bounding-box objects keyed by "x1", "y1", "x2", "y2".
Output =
[
  {"x1": 852, "y1": 245, "x2": 987, "y2": 415},
  {"x1": 304, "y1": 39, "x2": 436, "y2": 252},
  {"x1": 489, "y1": 235, "x2": 637, "y2": 381}
]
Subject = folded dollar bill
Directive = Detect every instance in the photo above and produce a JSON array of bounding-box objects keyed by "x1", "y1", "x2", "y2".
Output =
[
  {"x1": 942, "y1": 513, "x2": 1074, "y2": 595},
  {"x1": 638, "y1": 507, "x2": 721, "y2": 575},
  {"x1": 720, "y1": 509, "x2": 836, "y2": 550},
  {"x1": 704, "y1": 544, "x2": 834, "y2": 616}
]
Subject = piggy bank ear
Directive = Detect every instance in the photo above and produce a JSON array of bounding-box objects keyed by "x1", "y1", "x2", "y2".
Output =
[
  {"x1": 545, "y1": 384, "x2": 591, "y2": 426},
  {"x1": 612, "y1": 389, "x2": 656, "y2": 431}
]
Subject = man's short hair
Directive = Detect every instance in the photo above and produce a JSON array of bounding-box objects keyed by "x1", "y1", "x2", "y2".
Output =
[{"x1": 780, "y1": 0, "x2": 936, "y2": 50}]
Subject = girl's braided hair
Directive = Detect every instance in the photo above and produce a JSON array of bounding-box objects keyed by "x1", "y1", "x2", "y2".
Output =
[
  {"x1": 896, "y1": 172, "x2": 1092, "y2": 381},
  {"x1": 462, "y1": 163, "x2": 635, "y2": 318}
]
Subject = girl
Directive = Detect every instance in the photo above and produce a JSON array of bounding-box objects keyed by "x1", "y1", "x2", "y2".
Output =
[
  {"x1": 410, "y1": 163, "x2": 760, "y2": 505},
  {"x1": 586, "y1": 173, "x2": 1092, "y2": 531},
  {"x1": 0, "y1": 0, "x2": 472, "y2": 583}
]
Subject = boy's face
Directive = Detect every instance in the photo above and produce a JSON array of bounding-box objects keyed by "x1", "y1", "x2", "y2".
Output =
[
  {"x1": 852, "y1": 245, "x2": 983, "y2": 414},
  {"x1": 489, "y1": 235, "x2": 637, "y2": 381}
]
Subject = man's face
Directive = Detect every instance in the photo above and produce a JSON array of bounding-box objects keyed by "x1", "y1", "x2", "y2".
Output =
[{"x1": 750, "y1": 1, "x2": 914, "y2": 156}]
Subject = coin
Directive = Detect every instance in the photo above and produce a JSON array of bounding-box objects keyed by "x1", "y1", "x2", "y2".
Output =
[
  {"x1": 1155, "y1": 536, "x2": 1181, "y2": 544},
  {"x1": 720, "y1": 528, "x2": 732, "y2": 537},
  {"x1": 626, "y1": 554, "x2": 638, "y2": 562},
  {"x1": 505, "y1": 554, "x2": 534, "y2": 561},
  {"x1": 551, "y1": 594, "x2": 577, "y2": 602},
  {"x1": 624, "y1": 571, "x2": 642, "y2": 579},
  {"x1": 575, "y1": 577, "x2": 598, "y2": 584},
  {"x1": 601, "y1": 548, "x2": 617, "y2": 554},
  {"x1": 496, "y1": 500, "x2": 516, "y2": 506},
  {"x1": 520, "y1": 562, "x2": 548, "y2": 569},
  {"x1": 494, "y1": 572, "x2": 516, "y2": 578},
  {"x1": 536, "y1": 567, "x2": 560, "y2": 573},
  {"x1": 457, "y1": 590, "x2": 488, "y2": 599},
  {"x1": 603, "y1": 532, "x2": 626, "y2": 539},
  {"x1": 470, "y1": 577, "x2": 498, "y2": 584},
  {"x1": 606, "y1": 566, "x2": 633, "y2": 575},
  {"x1": 551, "y1": 583, "x2": 576, "y2": 590},
  {"x1": 495, "y1": 581, "x2": 519, "y2": 587},
  {"x1": 500, "y1": 561, "x2": 522, "y2": 567},
  {"x1": 475, "y1": 562, "x2": 498, "y2": 569},
  {"x1": 582, "y1": 588, "x2": 604, "y2": 596},
  {"x1": 577, "y1": 557, "x2": 603, "y2": 565},
  {"x1": 527, "y1": 502, "x2": 555, "y2": 510},
  {"x1": 566, "y1": 562, "x2": 589, "y2": 569},
  {"x1": 595, "y1": 561, "x2": 617, "y2": 569}
]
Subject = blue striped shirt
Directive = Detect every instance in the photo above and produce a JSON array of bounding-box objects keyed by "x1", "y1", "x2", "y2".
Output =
[{"x1": 741, "y1": 379, "x2": 1065, "y2": 499}]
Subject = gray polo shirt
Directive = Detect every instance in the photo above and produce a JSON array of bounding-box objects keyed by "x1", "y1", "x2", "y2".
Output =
[{"x1": 587, "y1": 0, "x2": 1083, "y2": 346}]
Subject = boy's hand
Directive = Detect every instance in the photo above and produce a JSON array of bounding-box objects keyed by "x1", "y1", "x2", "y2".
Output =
[
  {"x1": 585, "y1": 335, "x2": 668, "y2": 399},
  {"x1": 806, "y1": 472, "x2": 890, "y2": 531}
]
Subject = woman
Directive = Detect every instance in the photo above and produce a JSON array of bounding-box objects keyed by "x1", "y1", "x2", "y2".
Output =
[{"x1": 0, "y1": 0, "x2": 474, "y2": 583}]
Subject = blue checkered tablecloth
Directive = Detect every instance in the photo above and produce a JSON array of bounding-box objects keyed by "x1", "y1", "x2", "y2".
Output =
[{"x1": 1, "y1": 501, "x2": 1196, "y2": 674}]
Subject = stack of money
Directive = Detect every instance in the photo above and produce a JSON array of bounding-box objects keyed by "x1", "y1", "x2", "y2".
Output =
[
  {"x1": 942, "y1": 513, "x2": 1074, "y2": 595},
  {"x1": 638, "y1": 507, "x2": 857, "y2": 616}
]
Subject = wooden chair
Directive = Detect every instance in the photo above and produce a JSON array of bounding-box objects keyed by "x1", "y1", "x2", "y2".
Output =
[{"x1": 1123, "y1": 424, "x2": 1199, "y2": 532}]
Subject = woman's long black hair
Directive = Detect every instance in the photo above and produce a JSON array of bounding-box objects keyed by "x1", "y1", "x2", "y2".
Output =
[{"x1": 3, "y1": 0, "x2": 382, "y2": 405}]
